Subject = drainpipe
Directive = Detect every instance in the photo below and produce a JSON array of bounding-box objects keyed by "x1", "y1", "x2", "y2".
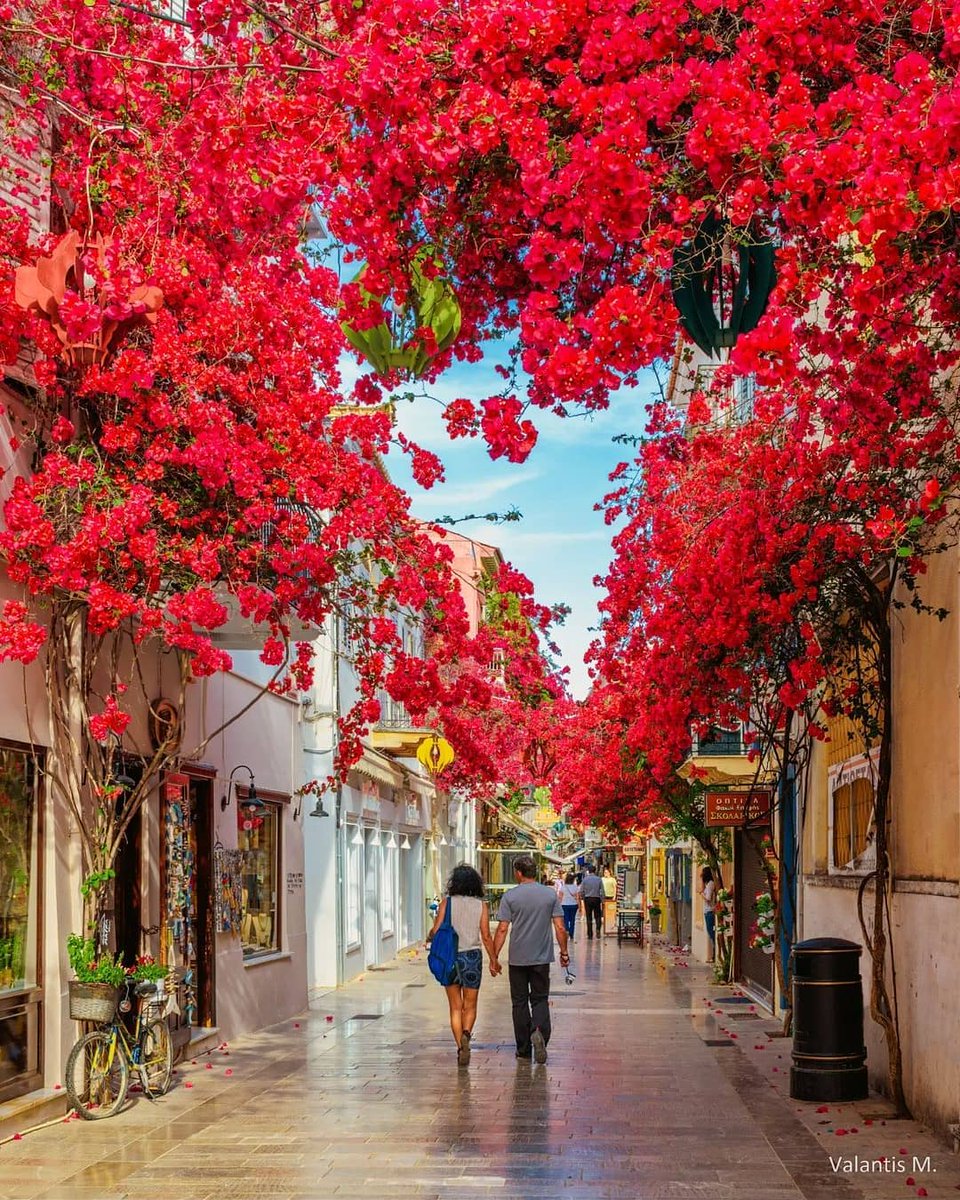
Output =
[{"x1": 332, "y1": 610, "x2": 345, "y2": 987}]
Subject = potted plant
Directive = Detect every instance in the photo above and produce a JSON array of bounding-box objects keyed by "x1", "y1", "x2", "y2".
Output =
[
  {"x1": 647, "y1": 903, "x2": 662, "y2": 935},
  {"x1": 66, "y1": 933, "x2": 127, "y2": 1022},
  {"x1": 714, "y1": 887, "x2": 734, "y2": 982},
  {"x1": 127, "y1": 955, "x2": 169, "y2": 1001},
  {"x1": 748, "y1": 890, "x2": 776, "y2": 955}
]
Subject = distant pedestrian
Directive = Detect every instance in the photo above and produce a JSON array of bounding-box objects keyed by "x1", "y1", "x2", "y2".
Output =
[
  {"x1": 491, "y1": 855, "x2": 569, "y2": 1063},
  {"x1": 700, "y1": 867, "x2": 717, "y2": 963},
  {"x1": 580, "y1": 865, "x2": 604, "y2": 939},
  {"x1": 601, "y1": 867, "x2": 616, "y2": 900},
  {"x1": 559, "y1": 871, "x2": 580, "y2": 940},
  {"x1": 426, "y1": 864, "x2": 499, "y2": 1066}
]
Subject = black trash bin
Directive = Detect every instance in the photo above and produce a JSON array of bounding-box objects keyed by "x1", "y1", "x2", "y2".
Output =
[{"x1": 790, "y1": 937, "x2": 868, "y2": 1102}]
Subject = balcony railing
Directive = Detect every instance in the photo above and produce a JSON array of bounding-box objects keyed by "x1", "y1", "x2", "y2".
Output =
[
  {"x1": 693, "y1": 728, "x2": 748, "y2": 756},
  {"x1": 376, "y1": 695, "x2": 429, "y2": 732}
]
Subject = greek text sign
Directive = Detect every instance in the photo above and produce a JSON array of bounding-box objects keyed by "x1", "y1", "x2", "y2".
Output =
[{"x1": 704, "y1": 789, "x2": 772, "y2": 827}]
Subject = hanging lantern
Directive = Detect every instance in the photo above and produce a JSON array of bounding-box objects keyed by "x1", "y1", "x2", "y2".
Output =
[
  {"x1": 416, "y1": 734, "x2": 455, "y2": 777},
  {"x1": 670, "y1": 214, "x2": 776, "y2": 359},
  {"x1": 523, "y1": 738, "x2": 556, "y2": 785},
  {"x1": 340, "y1": 246, "x2": 461, "y2": 378}
]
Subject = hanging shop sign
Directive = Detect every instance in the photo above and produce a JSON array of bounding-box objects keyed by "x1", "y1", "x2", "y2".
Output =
[{"x1": 704, "y1": 788, "x2": 773, "y2": 827}]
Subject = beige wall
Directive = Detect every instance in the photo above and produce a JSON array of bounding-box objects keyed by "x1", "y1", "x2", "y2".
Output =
[
  {"x1": 890, "y1": 549, "x2": 960, "y2": 882},
  {"x1": 800, "y1": 545, "x2": 960, "y2": 1135}
]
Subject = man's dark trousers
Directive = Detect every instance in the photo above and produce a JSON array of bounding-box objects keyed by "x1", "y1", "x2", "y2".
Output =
[
  {"x1": 584, "y1": 896, "x2": 603, "y2": 938},
  {"x1": 509, "y1": 964, "x2": 551, "y2": 1056}
]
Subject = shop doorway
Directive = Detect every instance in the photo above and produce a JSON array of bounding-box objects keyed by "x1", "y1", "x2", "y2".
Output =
[
  {"x1": 734, "y1": 826, "x2": 774, "y2": 1006},
  {"x1": 112, "y1": 804, "x2": 142, "y2": 968},
  {"x1": 161, "y1": 773, "x2": 215, "y2": 1047}
]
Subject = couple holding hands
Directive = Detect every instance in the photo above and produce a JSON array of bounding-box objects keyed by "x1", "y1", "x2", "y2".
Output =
[{"x1": 426, "y1": 857, "x2": 570, "y2": 1066}]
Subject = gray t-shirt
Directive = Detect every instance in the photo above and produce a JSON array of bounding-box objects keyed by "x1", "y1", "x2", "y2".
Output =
[
  {"x1": 580, "y1": 873, "x2": 604, "y2": 899},
  {"x1": 497, "y1": 882, "x2": 562, "y2": 965}
]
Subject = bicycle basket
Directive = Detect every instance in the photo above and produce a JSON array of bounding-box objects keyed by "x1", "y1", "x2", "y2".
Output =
[{"x1": 68, "y1": 981, "x2": 120, "y2": 1022}]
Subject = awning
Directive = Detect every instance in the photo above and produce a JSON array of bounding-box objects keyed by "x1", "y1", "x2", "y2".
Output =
[
  {"x1": 349, "y1": 746, "x2": 405, "y2": 789},
  {"x1": 477, "y1": 847, "x2": 564, "y2": 865},
  {"x1": 487, "y1": 800, "x2": 544, "y2": 842}
]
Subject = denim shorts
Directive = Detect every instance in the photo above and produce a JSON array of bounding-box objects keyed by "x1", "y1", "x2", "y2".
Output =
[{"x1": 455, "y1": 948, "x2": 483, "y2": 990}]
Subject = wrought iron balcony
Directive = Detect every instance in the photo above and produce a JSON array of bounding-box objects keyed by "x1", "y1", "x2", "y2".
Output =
[
  {"x1": 694, "y1": 728, "x2": 747, "y2": 756},
  {"x1": 371, "y1": 694, "x2": 431, "y2": 758},
  {"x1": 375, "y1": 696, "x2": 429, "y2": 733}
]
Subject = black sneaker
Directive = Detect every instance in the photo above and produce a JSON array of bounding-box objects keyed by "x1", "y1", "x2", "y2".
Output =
[
  {"x1": 515, "y1": 1050, "x2": 531, "y2": 1059},
  {"x1": 531, "y1": 1028, "x2": 547, "y2": 1064},
  {"x1": 457, "y1": 1030, "x2": 471, "y2": 1067}
]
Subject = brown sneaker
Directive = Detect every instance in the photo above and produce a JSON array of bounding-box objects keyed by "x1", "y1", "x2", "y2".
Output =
[
  {"x1": 531, "y1": 1028, "x2": 547, "y2": 1064},
  {"x1": 457, "y1": 1029, "x2": 472, "y2": 1066}
]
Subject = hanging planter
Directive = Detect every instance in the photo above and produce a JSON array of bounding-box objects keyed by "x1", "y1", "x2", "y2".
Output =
[
  {"x1": 671, "y1": 214, "x2": 776, "y2": 359},
  {"x1": 340, "y1": 247, "x2": 461, "y2": 378}
]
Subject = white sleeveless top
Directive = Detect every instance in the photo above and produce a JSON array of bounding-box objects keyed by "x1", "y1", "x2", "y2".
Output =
[{"x1": 449, "y1": 895, "x2": 482, "y2": 951}]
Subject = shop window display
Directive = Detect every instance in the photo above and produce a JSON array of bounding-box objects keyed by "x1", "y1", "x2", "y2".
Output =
[
  {"x1": 0, "y1": 750, "x2": 38, "y2": 995},
  {"x1": 0, "y1": 746, "x2": 41, "y2": 1099},
  {"x1": 238, "y1": 802, "x2": 279, "y2": 957}
]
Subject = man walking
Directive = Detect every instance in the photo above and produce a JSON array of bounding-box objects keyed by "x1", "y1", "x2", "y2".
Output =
[
  {"x1": 580, "y1": 865, "x2": 605, "y2": 939},
  {"x1": 491, "y1": 856, "x2": 569, "y2": 1063}
]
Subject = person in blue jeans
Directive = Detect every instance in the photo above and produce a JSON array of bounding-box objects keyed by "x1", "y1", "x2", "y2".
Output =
[
  {"x1": 427, "y1": 864, "x2": 498, "y2": 1066},
  {"x1": 491, "y1": 856, "x2": 570, "y2": 1064},
  {"x1": 559, "y1": 871, "x2": 581, "y2": 941}
]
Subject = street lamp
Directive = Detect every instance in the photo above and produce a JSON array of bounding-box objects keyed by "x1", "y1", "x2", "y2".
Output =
[{"x1": 220, "y1": 764, "x2": 266, "y2": 815}]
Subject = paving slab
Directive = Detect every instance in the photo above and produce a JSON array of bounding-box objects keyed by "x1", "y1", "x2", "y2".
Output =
[{"x1": 1, "y1": 935, "x2": 958, "y2": 1198}]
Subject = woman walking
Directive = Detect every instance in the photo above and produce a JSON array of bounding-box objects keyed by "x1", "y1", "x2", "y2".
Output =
[
  {"x1": 427, "y1": 864, "x2": 499, "y2": 1066},
  {"x1": 559, "y1": 871, "x2": 581, "y2": 941}
]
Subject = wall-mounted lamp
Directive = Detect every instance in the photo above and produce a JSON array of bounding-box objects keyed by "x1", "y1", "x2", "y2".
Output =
[
  {"x1": 113, "y1": 764, "x2": 136, "y2": 791},
  {"x1": 350, "y1": 824, "x2": 364, "y2": 846},
  {"x1": 221, "y1": 765, "x2": 265, "y2": 814},
  {"x1": 107, "y1": 733, "x2": 136, "y2": 791},
  {"x1": 400, "y1": 834, "x2": 412, "y2": 850},
  {"x1": 439, "y1": 834, "x2": 449, "y2": 847},
  {"x1": 293, "y1": 794, "x2": 331, "y2": 820},
  {"x1": 386, "y1": 832, "x2": 398, "y2": 849}
]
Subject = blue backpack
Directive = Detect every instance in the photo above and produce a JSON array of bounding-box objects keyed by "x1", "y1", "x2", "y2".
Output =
[{"x1": 428, "y1": 897, "x2": 459, "y2": 985}]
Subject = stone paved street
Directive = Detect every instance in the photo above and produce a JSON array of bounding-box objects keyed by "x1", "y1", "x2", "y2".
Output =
[{"x1": 2, "y1": 935, "x2": 959, "y2": 1200}]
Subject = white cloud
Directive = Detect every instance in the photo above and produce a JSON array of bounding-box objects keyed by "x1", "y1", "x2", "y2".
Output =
[{"x1": 407, "y1": 471, "x2": 541, "y2": 512}]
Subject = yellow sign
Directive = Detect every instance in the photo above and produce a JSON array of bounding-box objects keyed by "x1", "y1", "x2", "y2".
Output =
[{"x1": 416, "y1": 734, "x2": 455, "y2": 777}]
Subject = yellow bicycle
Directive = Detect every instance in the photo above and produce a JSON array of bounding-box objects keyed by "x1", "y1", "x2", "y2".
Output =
[{"x1": 65, "y1": 977, "x2": 173, "y2": 1119}]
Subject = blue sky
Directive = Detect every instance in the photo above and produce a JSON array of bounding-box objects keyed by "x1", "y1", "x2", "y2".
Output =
[{"x1": 367, "y1": 355, "x2": 659, "y2": 699}]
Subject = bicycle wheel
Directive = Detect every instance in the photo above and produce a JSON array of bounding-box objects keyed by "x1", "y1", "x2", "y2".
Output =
[
  {"x1": 140, "y1": 1019, "x2": 173, "y2": 1096},
  {"x1": 65, "y1": 1030, "x2": 129, "y2": 1119}
]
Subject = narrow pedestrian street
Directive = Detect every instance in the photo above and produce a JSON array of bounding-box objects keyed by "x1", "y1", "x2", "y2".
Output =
[{"x1": 2, "y1": 936, "x2": 958, "y2": 1200}]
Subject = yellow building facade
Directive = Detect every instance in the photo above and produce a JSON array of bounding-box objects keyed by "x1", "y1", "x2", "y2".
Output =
[{"x1": 800, "y1": 547, "x2": 960, "y2": 1133}]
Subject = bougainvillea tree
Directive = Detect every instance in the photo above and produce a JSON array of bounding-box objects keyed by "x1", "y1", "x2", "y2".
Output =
[
  {"x1": 4, "y1": 0, "x2": 960, "y2": 1107},
  {"x1": 0, "y1": 2, "x2": 482, "y2": 932},
  {"x1": 397, "y1": 559, "x2": 572, "y2": 805}
]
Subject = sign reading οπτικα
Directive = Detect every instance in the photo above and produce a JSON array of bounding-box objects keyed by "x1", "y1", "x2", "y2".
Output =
[{"x1": 704, "y1": 789, "x2": 772, "y2": 827}]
